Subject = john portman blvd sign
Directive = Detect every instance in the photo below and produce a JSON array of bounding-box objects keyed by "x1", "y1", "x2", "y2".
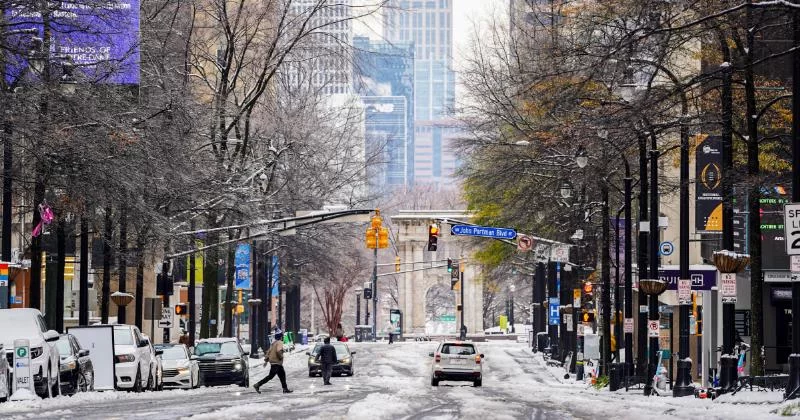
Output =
[{"x1": 450, "y1": 225, "x2": 517, "y2": 240}]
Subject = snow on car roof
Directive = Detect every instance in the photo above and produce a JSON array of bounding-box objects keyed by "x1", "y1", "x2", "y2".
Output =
[{"x1": 197, "y1": 337, "x2": 238, "y2": 343}]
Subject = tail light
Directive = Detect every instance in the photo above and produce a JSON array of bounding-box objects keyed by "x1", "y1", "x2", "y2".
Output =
[
  {"x1": 434, "y1": 354, "x2": 441, "y2": 363},
  {"x1": 475, "y1": 355, "x2": 481, "y2": 364}
]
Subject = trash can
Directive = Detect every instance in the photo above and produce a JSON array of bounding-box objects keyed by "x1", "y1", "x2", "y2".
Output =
[
  {"x1": 299, "y1": 329, "x2": 308, "y2": 345},
  {"x1": 536, "y1": 332, "x2": 549, "y2": 353},
  {"x1": 609, "y1": 363, "x2": 622, "y2": 391}
]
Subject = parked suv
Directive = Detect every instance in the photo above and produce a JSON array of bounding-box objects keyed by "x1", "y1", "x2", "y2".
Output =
[
  {"x1": 0, "y1": 343, "x2": 8, "y2": 402},
  {"x1": 113, "y1": 325, "x2": 157, "y2": 392},
  {"x1": 194, "y1": 338, "x2": 249, "y2": 387},
  {"x1": 142, "y1": 334, "x2": 163, "y2": 391},
  {"x1": 429, "y1": 341, "x2": 484, "y2": 387},
  {"x1": 0, "y1": 308, "x2": 61, "y2": 397}
]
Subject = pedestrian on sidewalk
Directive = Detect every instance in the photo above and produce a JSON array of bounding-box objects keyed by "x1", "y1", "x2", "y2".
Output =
[
  {"x1": 253, "y1": 331, "x2": 293, "y2": 394},
  {"x1": 385, "y1": 320, "x2": 395, "y2": 344},
  {"x1": 316, "y1": 337, "x2": 337, "y2": 385}
]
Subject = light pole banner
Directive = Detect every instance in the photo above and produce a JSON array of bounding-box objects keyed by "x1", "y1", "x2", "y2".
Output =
[
  {"x1": 695, "y1": 135, "x2": 722, "y2": 232},
  {"x1": 234, "y1": 243, "x2": 251, "y2": 289}
]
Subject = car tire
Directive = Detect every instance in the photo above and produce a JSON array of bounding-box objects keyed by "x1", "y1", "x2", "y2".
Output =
[
  {"x1": 431, "y1": 378, "x2": 439, "y2": 387},
  {"x1": 473, "y1": 379, "x2": 482, "y2": 387},
  {"x1": 309, "y1": 371, "x2": 315, "y2": 377},
  {"x1": 77, "y1": 373, "x2": 89, "y2": 393},
  {"x1": 146, "y1": 371, "x2": 154, "y2": 391}
]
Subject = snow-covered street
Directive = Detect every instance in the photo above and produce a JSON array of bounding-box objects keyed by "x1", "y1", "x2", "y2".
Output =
[{"x1": 0, "y1": 340, "x2": 795, "y2": 419}]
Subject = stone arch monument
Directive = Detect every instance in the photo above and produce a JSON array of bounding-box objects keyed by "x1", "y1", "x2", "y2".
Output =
[{"x1": 390, "y1": 210, "x2": 483, "y2": 335}]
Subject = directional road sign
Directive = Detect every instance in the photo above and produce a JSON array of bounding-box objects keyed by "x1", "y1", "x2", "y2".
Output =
[
  {"x1": 450, "y1": 224, "x2": 517, "y2": 240},
  {"x1": 158, "y1": 307, "x2": 173, "y2": 328},
  {"x1": 786, "y1": 203, "x2": 800, "y2": 255}
]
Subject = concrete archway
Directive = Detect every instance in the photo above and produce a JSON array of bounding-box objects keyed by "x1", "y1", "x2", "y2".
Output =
[{"x1": 390, "y1": 210, "x2": 483, "y2": 335}]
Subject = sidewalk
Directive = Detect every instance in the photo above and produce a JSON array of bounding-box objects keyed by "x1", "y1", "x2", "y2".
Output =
[{"x1": 526, "y1": 348, "x2": 792, "y2": 419}]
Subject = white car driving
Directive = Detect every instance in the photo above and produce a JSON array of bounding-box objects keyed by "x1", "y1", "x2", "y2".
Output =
[
  {"x1": 0, "y1": 308, "x2": 61, "y2": 397},
  {"x1": 429, "y1": 341, "x2": 484, "y2": 387},
  {"x1": 113, "y1": 325, "x2": 154, "y2": 392},
  {"x1": 158, "y1": 344, "x2": 199, "y2": 389}
]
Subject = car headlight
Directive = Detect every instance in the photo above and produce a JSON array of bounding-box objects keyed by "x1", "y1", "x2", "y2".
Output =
[
  {"x1": 115, "y1": 354, "x2": 135, "y2": 363},
  {"x1": 61, "y1": 360, "x2": 76, "y2": 372},
  {"x1": 340, "y1": 358, "x2": 350, "y2": 364},
  {"x1": 233, "y1": 361, "x2": 242, "y2": 371},
  {"x1": 308, "y1": 357, "x2": 319, "y2": 365},
  {"x1": 31, "y1": 347, "x2": 43, "y2": 359}
]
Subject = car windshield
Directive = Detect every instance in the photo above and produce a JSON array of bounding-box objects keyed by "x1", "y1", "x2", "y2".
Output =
[
  {"x1": 0, "y1": 312, "x2": 40, "y2": 338},
  {"x1": 114, "y1": 328, "x2": 134, "y2": 345},
  {"x1": 441, "y1": 344, "x2": 475, "y2": 355},
  {"x1": 55, "y1": 338, "x2": 71, "y2": 356},
  {"x1": 160, "y1": 346, "x2": 188, "y2": 360},
  {"x1": 195, "y1": 342, "x2": 239, "y2": 356},
  {"x1": 312, "y1": 343, "x2": 350, "y2": 359}
]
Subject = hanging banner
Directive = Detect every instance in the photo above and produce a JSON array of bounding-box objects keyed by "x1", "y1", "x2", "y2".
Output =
[
  {"x1": 271, "y1": 255, "x2": 279, "y2": 296},
  {"x1": 5, "y1": 0, "x2": 141, "y2": 85},
  {"x1": 234, "y1": 243, "x2": 251, "y2": 289},
  {"x1": 695, "y1": 135, "x2": 722, "y2": 232}
]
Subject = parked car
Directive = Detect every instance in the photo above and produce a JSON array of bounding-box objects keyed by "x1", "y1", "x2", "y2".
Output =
[
  {"x1": 429, "y1": 341, "x2": 484, "y2": 387},
  {"x1": 113, "y1": 325, "x2": 157, "y2": 392},
  {"x1": 0, "y1": 343, "x2": 8, "y2": 402},
  {"x1": 142, "y1": 334, "x2": 163, "y2": 391},
  {"x1": 0, "y1": 308, "x2": 62, "y2": 397},
  {"x1": 56, "y1": 333, "x2": 94, "y2": 395},
  {"x1": 157, "y1": 344, "x2": 199, "y2": 389},
  {"x1": 307, "y1": 341, "x2": 356, "y2": 377},
  {"x1": 194, "y1": 338, "x2": 249, "y2": 387}
]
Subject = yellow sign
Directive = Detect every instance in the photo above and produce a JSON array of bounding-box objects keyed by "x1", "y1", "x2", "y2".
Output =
[{"x1": 499, "y1": 315, "x2": 508, "y2": 331}]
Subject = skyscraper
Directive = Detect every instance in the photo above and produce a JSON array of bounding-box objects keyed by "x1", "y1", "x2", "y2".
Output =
[
  {"x1": 354, "y1": 36, "x2": 415, "y2": 187},
  {"x1": 383, "y1": 0, "x2": 459, "y2": 188}
]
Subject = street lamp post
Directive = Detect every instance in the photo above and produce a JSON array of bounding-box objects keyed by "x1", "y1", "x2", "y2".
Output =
[
  {"x1": 712, "y1": 251, "x2": 750, "y2": 393},
  {"x1": 510, "y1": 284, "x2": 516, "y2": 334},
  {"x1": 355, "y1": 288, "x2": 362, "y2": 326}
]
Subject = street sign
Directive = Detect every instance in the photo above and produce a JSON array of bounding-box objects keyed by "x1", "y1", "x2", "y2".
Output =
[
  {"x1": 573, "y1": 289, "x2": 581, "y2": 308},
  {"x1": 548, "y1": 297, "x2": 560, "y2": 326},
  {"x1": 158, "y1": 307, "x2": 173, "y2": 328},
  {"x1": 792, "y1": 255, "x2": 800, "y2": 273},
  {"x1": 517, "y1": 234, "x2": 533, "y2": 252},
  {"x1": 721, "y1": 273, "x2": 737, "y2": 303},
  {"x1": 13, "y1": 338, "x2": 32, "y2": 395},
  {"x1": 677, "y1": 279, "x2": 692, "y2": 305},
  {"x1": 564, "y1": 314, "x2": 573, "y2": 331},
  {"x1": 659, "y1": 241, "x2": 674, "y2": 256},
  {"x1": 550, "y1": 245, "x2": 569, "y2": 263},
  {"x1": 648, "y1": 320, "x2": 660, "y2": 338},
  {"x1": 450, "y1": 224, "x2": 517, "y2": 240},
  {"x1": 624, "y1": 318, "x2": 634, "y2": 334},
  {"x1": 786, "y1": 203, "x2": 800, "y2": 255}
]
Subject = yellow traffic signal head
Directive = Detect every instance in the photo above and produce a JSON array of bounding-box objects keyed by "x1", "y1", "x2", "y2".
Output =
[
  {"x1": 395, "y1": 256, "x2": 401, "y2": 272},
  {"x1": 365, "y1": 228, "x2": 377, "y2": 249},
  {"x1": 370, "y1": 214, "x2": 382, "y2": 230},
  {"x1": 583, "y1": 282, "x2": 593, "y2": 294},
  {"x1": 175, "y1": 303, "x2": 188, "y2": 315},
  {"x1": 378, "y1": 226, "x2": 389, "y2": 248}
]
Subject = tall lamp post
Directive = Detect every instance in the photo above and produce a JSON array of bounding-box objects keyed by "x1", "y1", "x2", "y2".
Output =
[
  {"x1": 712, "y1": 250, "x2": 749, "y2": 393},
  {"x1": 640, "y1": 278, "x2": 668, "y2": 396},
  {"x1": 355, "y1": 287, "x2": 362, "y2": 326},
  {"x1": 365, "y1": 210, "x2": 389, "y2": 341},
  {"x1": 509, "y1": 284, "x2": 516, "y2": 333}
]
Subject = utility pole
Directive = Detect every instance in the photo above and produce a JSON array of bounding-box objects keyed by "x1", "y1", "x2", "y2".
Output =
[
  {"x1": 0, "y1": 119, "x2": 12, "y2": 309},
  {"x1": 644, "y1": 147, "x2": 661, "y2": 397},
  {"x1": 636, "y1": 134, "x2": 649, "y2": 377},
  {"x1": 460, "y1": 258, "x2": 466, "y2": 340},
  {"x1": 188, "y1": 220, "x2": 196, "y2": 347},
  {"x1": 787, "y1": 2, "x2": 800, "y2": 400},
  {"x1": 78, "y1": 218, "x2": 89, "y2": 325}
]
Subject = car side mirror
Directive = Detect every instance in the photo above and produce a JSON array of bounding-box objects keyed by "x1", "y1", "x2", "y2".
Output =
[
  {"x1": 305, "y1": 352, "x2": 310, "y2": 356},
  {"x1": 139, "y1": 339, "x2": 150, "y2": 348},
  {"x1": 428, "y1": 352, "x2": 434, "y2": 357},
  {"x1": 243, "y1": 351, "x2": 249, "y2": 356},
  {"x1": 155, "y1": 349, "x2": 164, "y2": 356},
  {"x1": 78, "y1": 349, "x2": 90, "y2": 357},
  {"x1": 44, "y1": 330, "x2": 60, "y2": 342},
  {"x1": 480, "y1": 354, "x2": 485, "y2": 359},
  {"x1": 351, "y1": 351, "x2": 356, "y2": 355},
  {"x1": 190, "y1": 355, "x2": 198, "y2": 361}
]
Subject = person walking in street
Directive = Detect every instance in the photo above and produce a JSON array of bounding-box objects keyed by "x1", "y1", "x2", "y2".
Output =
[
  {"x1": 316, "y1": 337, "x2": 337, "y2": 385},
  {"x1": 254, "y1": 331, "x2": 293, "y2": 394}
]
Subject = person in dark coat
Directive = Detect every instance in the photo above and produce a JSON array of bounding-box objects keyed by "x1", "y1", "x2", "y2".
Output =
[{"x1": 315, "y1": 337, "x2": 338, "y2": 385}]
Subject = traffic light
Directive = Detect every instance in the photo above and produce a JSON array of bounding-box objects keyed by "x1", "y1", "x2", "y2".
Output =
[
  {"x1": 365, "y1": 227, "x2": 377, "y2": 249},
  {"x1": 363, "y1": 288, "x2": 373, "y2": 300},
  {"x1": 447, "y1": 258, "x2": 453, "y2": 272},
  {"x1": 395, "y1": 256, "x2": 401, "y2": 272},
  {"x1": 581, "y1": 281, "x2": 595, "y2": 324},
  {"x1": 581, "y1": 311, "x2": 595, "y2": 323},
  {"x1": 450, "y1": 263, "x2": 459, "y2": 289},
  {"x1": 427, "y1": 223, "x2": 439, "y2": 251},
  {"x1": 175, "y1": 303, "x2": 188, "y2": 315},
  {"x1": 378, "y1": 226, "x2": 389, "y2": 249}
]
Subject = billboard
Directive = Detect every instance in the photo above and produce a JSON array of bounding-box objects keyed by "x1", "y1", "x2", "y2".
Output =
[
  {"x1": 5, "y1": 0, "x2": 140, "y2": 85},
  {"x1": 695, "y1": 136, "x2": 723, "y2": 232}
]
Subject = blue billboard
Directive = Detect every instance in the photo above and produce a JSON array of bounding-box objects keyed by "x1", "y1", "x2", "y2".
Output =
[
  {"x1": 234, "y1": 244, "x2": 250, "y2": 289},
  {"x1": 5, "y1": 0, "x2": 140, "y2": 85}
]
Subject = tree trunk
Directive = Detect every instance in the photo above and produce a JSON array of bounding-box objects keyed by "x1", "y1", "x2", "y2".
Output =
[
  {"x1": 101, "y1": 207, "x2": 112, "y2": 323},
  {"x1": 201, "y1": 214, "x2": 219, "y2": 339}
]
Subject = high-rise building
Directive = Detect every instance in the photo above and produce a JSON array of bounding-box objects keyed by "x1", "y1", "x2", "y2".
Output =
[
  {"x1": 383, "y1": 0, "x2": 459, "y2": 188},
  {"x1": 353, "y1": 36, "x2": 415, "y2": 186},
  {"x1": 288, "y1": 0, "x2": 353, "y2": 95},
  {"x1": 362, "y1": 96, "x2": 408, "y2": 187}
]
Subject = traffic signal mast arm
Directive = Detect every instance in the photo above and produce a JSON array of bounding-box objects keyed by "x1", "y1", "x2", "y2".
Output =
[{"x1": 376, "y1": 263, "x2": 449, "y2": 277}]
